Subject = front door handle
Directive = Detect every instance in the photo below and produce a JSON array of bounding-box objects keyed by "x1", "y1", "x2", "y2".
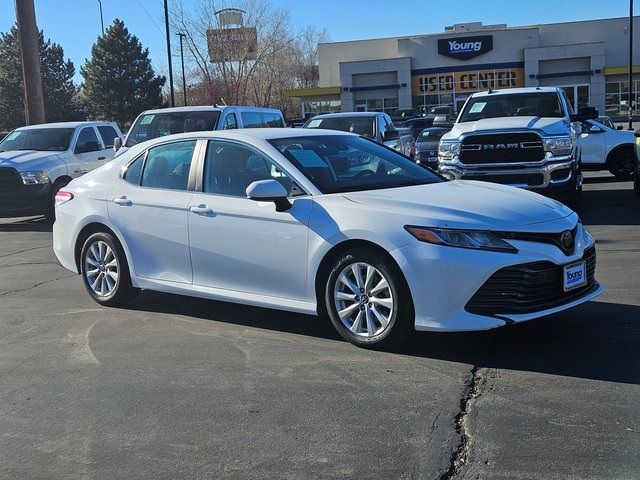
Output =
[
  {"x1": 189, "y1": 204, "x2": 215, "y2": 215},
  {"x1": 113, "y1": 196, "x2": 133, "y2": 206},
  {"x1": 98, "y1": 156, "x2": 107, "y2": 160}
]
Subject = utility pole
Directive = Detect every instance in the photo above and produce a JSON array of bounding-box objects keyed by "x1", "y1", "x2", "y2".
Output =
[
  {"x1": 629, "y1": 0, "x2": 635, "y2": 130},
  {"x1": 98, "y1": 0, "x2": 105, "y2": 36},
  {"x1": 164, "y1": 0, "x2": 175, "y2": 107},
  {"x1": 14, "y1": 0, "x2": 45, "y2": 125},
  {"x1": 176, "y1": 33, "x2": 187, "y2": 106}
]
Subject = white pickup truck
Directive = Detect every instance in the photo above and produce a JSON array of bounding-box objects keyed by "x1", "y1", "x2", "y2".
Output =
[
  {"x1": 0, "y1": 121, "x2": 122, "y2": 221},
  {"x1": 438, "y1": 87, "x2": 598, "y2": 202}
]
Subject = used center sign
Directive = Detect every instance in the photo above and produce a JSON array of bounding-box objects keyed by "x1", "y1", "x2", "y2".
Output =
[
  {"x1": 412, "y1": 68, "x2": 525, "y2": 94},
  {"x1": 438, "y1": 35, "x2": 493, "y2": 60}
]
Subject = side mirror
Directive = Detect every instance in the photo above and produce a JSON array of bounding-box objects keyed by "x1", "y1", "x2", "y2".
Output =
[
  {"x1": 569, "y1": 107, "x2": 599, "y2": 122},
  {"x1": 383, "y1": 129, "x2": 400, "y2": 141},
  {"x1": 75, "y1": 141, "x2": 101, "y2": 154},
  {"x1": 634, "y1": 130, "x2": 640, "y2": 138},
  {"x1": 246, "y1": 179, "x2": 291, "y2": 212},
  {"x1": 113, "y1": 137, "x2": 122, "y2": 151}
]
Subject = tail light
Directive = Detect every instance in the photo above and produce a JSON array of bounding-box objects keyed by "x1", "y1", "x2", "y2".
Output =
[{"x1": 54, "y1": 190, "x2": 74, "y2": 208}]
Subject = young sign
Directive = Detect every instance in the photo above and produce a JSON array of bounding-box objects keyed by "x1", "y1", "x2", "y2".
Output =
[{"x1": 437, "y1": 35, "x2": 493, "y2": 61}]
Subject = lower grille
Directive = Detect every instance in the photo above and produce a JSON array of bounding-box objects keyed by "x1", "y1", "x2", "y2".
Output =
[
  {"x1": 0, "y1": 168, "x2": 21, "y2": 193},
  {"x1": 466, "y1": 246, "x2": 596, "y2": 315},
  {"x1": 462, "y1": 173, "x2": 544, "y2": 187}
]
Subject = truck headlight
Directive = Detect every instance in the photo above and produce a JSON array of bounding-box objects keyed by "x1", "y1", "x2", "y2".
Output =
[
  {"x1": 404, "y1": 226, "x2": 517, "y2": 253},
  {"x1": 544, "y1": 137, "x2": 573, "y2": 156},
  {"x1": 438, "y1": 141, "x2": 461, "y2": 159},
  {"x1": 20, "y1": 170, "x2": 50, "y2": 185}
]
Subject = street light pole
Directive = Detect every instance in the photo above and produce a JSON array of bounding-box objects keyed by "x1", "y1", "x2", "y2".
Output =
[
  {"x1": 97, "y1": 0, "x2": 104, "y2": 36},
  {"x1": 629, "y1": 0, "x2": 635, "y2": 130},
  {"x1": 164, "y1": 0, "x2": 175, "y2": 107},
  {"x1": 176, "y1": 33, "x2": 187, "y2": 106}
]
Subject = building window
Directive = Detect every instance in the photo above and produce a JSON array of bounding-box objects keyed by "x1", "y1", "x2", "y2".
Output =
[
  {"x1": 559, "y1": 85, "x2": 590, "y2": 112},
  {"x1": 303, "y1": 100, "x2": 341, "y2": 117},
  {"x1": 605, "y1": 80, "x2": 639, "y2": 117},
  {"x1": 354, "y1": 97, "x2": 398, "y2": 114}
]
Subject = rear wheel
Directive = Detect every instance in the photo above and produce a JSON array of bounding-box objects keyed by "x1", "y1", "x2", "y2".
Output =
[
  {"x1": 608, "y1": 150, "x2": 635, "y2": 179},
  {"x1": 324, "y1": 248, "x2": 413, "y2": 348},
  {"x1": 80, "y1": 232, "x2": 139, "y2": 306}
]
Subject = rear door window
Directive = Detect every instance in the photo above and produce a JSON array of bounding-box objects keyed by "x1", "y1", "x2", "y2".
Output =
[{"x1": 140, "y1": 140, "x2": 196, "y2": 190}]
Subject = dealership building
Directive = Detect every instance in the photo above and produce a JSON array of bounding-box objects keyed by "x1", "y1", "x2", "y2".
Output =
[{"x1": 286, "y1": 16, "x2": 640, "y2": 119}]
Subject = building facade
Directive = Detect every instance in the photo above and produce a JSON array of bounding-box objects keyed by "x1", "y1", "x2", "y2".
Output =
[{"x1": 287, "y1": 17, "x2": 639, "y2": 119}]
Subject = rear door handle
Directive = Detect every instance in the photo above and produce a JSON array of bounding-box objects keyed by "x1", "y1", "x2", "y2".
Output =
[
  {"x1": 98, "y1": 156, "x2": 107, "y2": 160},
  {"x1": 189, "y1": 204, "x2": 215, "y2": 215},
  {"x1": 113, "y1": 196, "x2": 133, "y2": 206}
]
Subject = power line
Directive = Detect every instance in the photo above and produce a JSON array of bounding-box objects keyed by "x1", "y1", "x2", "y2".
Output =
[{"x1": 135, "y1": 0, "x2": 166, "y2": 39}]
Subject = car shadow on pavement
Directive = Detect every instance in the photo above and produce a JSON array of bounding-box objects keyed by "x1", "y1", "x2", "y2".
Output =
[
  {"x1": 0, "y1": 216, "x2": 51, "y2": 232},
  {"x1": 130, "y1": 291, "x2": 640, "y2": 385},
  {"x1": 573, "y1": 187, "x2": 640, "y2": 226},
  {"x1": 400, "y1": 300, "x2": 640, "y2": 385}
]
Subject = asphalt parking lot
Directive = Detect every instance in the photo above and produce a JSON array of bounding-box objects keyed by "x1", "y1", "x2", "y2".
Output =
[{"x1": 0, "y1": 171, "x2": 638, "y2": 479}]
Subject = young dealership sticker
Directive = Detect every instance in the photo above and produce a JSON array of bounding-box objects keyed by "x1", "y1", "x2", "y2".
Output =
[{"x1": 563, "y1": 261, "x2": 587, "y2": 291}]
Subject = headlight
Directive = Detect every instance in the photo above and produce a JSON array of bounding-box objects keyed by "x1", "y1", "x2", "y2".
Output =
[
  {"x1": 438, "y1": 141, "x2": 461, "y2": 158},
  {"x1": 544, "y1": 136, "x2": 573, "y2": 156},
  {"x1": 20, "y1": 170, "x2": 50, "y2": 185},
  {"x1": 404, "y1": 226, "x2": 517, "y2": 253}
]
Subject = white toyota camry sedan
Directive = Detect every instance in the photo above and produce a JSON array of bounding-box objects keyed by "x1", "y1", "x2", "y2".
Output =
[{"x1": 53, "y1": 128, "x2": 603, "y2": 347}]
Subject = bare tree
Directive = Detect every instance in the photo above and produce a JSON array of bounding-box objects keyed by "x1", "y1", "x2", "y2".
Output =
[{"x1": 170, "y1": 0, "x2": 327, "y2": 116}]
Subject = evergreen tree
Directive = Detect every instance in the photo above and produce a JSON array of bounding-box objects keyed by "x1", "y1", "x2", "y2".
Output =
[
  {"x1": 0, "y1": 26, "x2": 80, "y2": 130},
  {"x1": 81, "y1": 19, "x2": 165, "y2": 126}
]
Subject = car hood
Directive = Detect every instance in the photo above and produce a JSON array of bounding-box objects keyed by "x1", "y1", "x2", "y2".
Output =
[
  {"x1": 342, "y1": 180, "x2": 575, "y2": 230},
  {"x1": 0, "y1": 150, "x2": 62, "y2": 168},
  {"x1": 444, "y1": 116, "x2": 570, "y2": 139}
]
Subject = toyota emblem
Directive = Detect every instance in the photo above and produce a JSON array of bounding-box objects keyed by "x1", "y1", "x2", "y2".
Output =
[{"x1": 560, "y1": 230, "x2": 573, "y2": 249}]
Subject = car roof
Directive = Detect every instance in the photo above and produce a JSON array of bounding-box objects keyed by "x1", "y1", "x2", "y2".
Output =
[
  {"x1": 471, "y1": 87, "x2": 560, "y2": 98},
  {"x1": 136, "y1": 128, "x2": 355, "y2": 145},
  {"x1": 137, "y1": 105, "x2": 283, "y2": 115},
  {"x1": 17, "y1": 121, "x2": 116, "y2": 130}
]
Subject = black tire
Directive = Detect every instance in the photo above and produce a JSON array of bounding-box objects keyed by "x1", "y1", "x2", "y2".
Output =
[
  {"x1": 608, "y1": 150, "x2": 635, "y2": 179},
  {"x1": 324, "y1": 247, "x2": 413, "y2": 348},
  {"x1": 80, "y1": 232, "x2": 139, "y2": 307},
  {"x1": 634, "y1": 162, "x2": 640, "y2": 196},
  {"x1": 44, "y1": 178, "x2": 69, "y2": 223}
]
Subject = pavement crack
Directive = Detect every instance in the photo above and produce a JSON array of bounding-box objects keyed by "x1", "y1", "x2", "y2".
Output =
[
  {"x1": 439, "y1": 365, "x2": 482, "y2": 480},
  {"x1": 0, "y1": 273, "x2": 75, "y2": 298},
  {"x1": 0, "y1": 245, "x2": 51, "y2": 258}
]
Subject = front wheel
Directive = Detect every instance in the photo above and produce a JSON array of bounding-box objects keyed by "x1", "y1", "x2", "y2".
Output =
[
  {"x1": 324, "y1": 248, "x2": 413, "y2": 348},
  {"x1": 80, "y1": 232, "x2": 139, "y2": 306}
]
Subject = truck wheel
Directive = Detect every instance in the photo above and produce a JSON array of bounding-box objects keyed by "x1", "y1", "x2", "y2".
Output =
[
  {"x1": 634, "y1": 163, "x2": 640, "y2": 196},
  {"x1": 44, "y1": 178, "x2": 70, "y2": 223},
  {"x1": 608, "y1": 151, "x2": 635, "y2": 179}
]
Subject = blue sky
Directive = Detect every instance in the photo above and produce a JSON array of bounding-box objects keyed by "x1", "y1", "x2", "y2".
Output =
[{"x1": 0, "y1": 0, "x2": 636, "y2": 83}]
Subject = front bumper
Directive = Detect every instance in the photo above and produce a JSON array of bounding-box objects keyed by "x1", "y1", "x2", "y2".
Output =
[
  {"x1": 0, "y1": 182, "x2": 51, "y2": 217},
  {"x1": 438, "y1": 158, "x2": 575, "y2": 190},
  {"x1": 390, "y1": 219, "x2": 603, "y2": 332}
]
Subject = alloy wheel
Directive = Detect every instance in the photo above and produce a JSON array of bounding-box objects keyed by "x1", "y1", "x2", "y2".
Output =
[
  {"x1": 84, "y1": 240, "x2": 119, "y2": 297},
  {"x1": 333, "y1": 262, "x2": 394, "y2": 338}
]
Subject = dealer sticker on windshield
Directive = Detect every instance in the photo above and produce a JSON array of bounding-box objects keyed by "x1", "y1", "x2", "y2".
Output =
[{"x1": 563, "y1": 261, "x2": 587, "y2": 291}]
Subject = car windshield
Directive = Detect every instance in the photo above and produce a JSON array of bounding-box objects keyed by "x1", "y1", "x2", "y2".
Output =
[
  {"x1": 0, "y1": 128, "x2": 74, "y2": 152},
  {"x1": 125, "y1": 111, "x2": 221, "y2": 147},
  {"x1": 268, "y1": 135, "x2": 442, "y2": 194},
  {"x1": 459, "y1": 92, "x2": 564, "y2": 122},
  {"x1": 428, "y1": 106, "x2": 450, "y2": 115},
  {"x1": 304, "y1": 116, "x2": 375, "y2": 139},
  {"x1": 417, "y1": 128, "x2": 448, "y2": 142}
]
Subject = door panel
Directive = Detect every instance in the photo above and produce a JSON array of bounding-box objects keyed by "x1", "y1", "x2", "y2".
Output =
[
  {"x1": 107, "y1": 140, "x2": 197, "y2": 283},
  {"x1": 188, "y1": 139, "x2": 311, "y2": 301},
  {"x1": 580, "y1": 124, "x2": 607, "y2": 165},
  {"x1": 188, "y1": 194, "x2": 312, "y2": 300}
]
